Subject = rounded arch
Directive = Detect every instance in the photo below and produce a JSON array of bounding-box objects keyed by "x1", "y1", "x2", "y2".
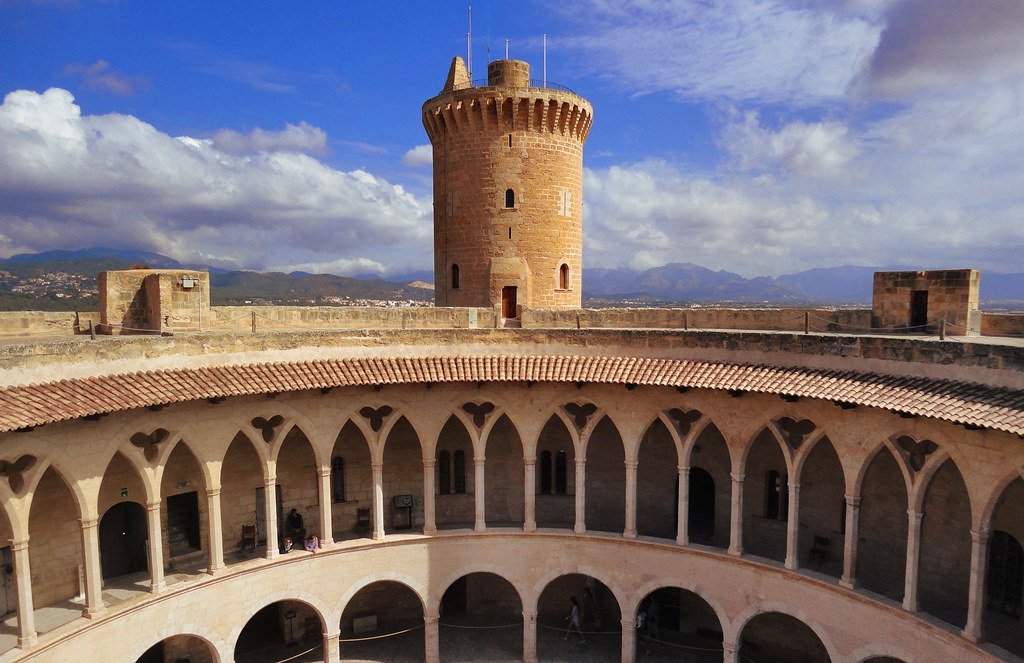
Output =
[
  {"x1": 432, "y1": 563, "x2": 525, "y2": 616},
  {"x1": 732, "y1": 605, "x2": 836, "y2": 662},
  {"x1": 530, "y1": 566, "x2": 626, "y2": 616},
  {"x1": 230, "y1": 595, "x2": 330, "y2": 661},
  {"x1": 336, "y1": 571, "x2": 428, "y2": 617},
  {"x1": 127, "y1": 628, "x2": 224, "y2": 663},
  {"x1": 628, "y1": 578, "x2": 727, "y2": 637}
]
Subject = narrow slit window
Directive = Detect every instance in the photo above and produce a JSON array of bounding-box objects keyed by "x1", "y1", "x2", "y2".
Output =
[
  {"x1": 451, "y1": 264, "x2": 460, "y2": 290},
  {"x1": 508, "y1": 227, "x2": 512, "y2": 240},
  {"x1": 559, "y1": 263, "x2": 569, "y2": 290},
  {"x1": 331, "y1": 456, "x2": 346, "y2": 503},
  {"x1": 505, "y1": 189, "x2": 515, "y2": 208},
  {"x1": 765, "y1": 470, "x2": 788, "y2": 521},
  {"x1": 508, "y1": 134, "x2": 513, "y2": 148}
]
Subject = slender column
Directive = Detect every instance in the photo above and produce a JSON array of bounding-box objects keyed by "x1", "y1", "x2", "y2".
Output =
[
  {"x1": 522, "y1": 611, "x2": 537, "y2": 663},
  {"x1": 79, "y1": 517, "x2": 105, "y2": 617},
  {"x1": 144, "y1": 500, "x2": 166, "y2": 593},
  {"x1": 317, "y1": 467, "x2": 334, "y2": 545},
  {"x1": 11, "y1": 540, "x2": 36, "y2": 647},
  {"x1": 728, "y1": 473, "x2": 745, "y2": 556},
  {"x1": 623, "y1": 460, "x2": 638, "y2": 538},
  {"x1": 840, "y1": 495, "x2": 861, "y2": 588},
  {"x1": 322, "y1": 631, "x2": 340, "y2": 663},
  {"x1": 903, "y1": 509, "x2": 923, "y2": 611},
  {"x1": 474, "y1": 457, "x2": 486, "y2": 532},
  {"x1": 677, "y1": 465, "x2": 690, "y2": 546},
  {"x1": 206, "y1": 487, "x2": 225, "y2": 574},
  {"x1": 523, "y1": 457, "x2": 537, "y2": 532},
  {"x1": 620, "y1": 618, "x2": 635, "y2": 663},
  {"x1": 263, "y1": 477, "x2": 279, "y2": 560},
  {"x1": 784, "y1": 482, "x2": 801, "y2": 570},
  {"x1": 574, "y1": 458, "x2": 587, "y2": 534},
  {"x1": 723, "y1": 640, "x2": 741, "y2": 663},
  {"x1": 962, "y1": 527, "x2": 991, "y2": 641},
  {"x1": 371, "y1": 462, "x2": 385, "y2": 540},
  {"x1": 422, "y1": 459, "x2": 437, "y2": 535},
  {"x1": 424, "y1": 614, "x2": 440, "y2": 663}
]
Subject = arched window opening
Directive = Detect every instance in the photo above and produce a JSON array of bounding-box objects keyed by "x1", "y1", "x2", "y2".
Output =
[
  {"x1": 555, "y1": 451, "x2": 568, "y2": 494},
  {"x1": 331, "y1": 456, "x2": 346, "y2": 502},
  {"x1": 505, "y1": 188, "x2": 515, "y2": 208},
  {"x1": 540, "y1": 450, "x2": 552, "y2": 495},
  {"x1": 451, "y1": 264, "x2": 460, "y2": 290},
  {"x1": 438, "y1": 450, "x2": 452, "y2": 494},
  {"x1": 559, "y1": 263, "x2": 569, "y2": 290},
  {"x1": 988, "y1": 530, "x2": 1023, "y2": 618},
  {"x1": 454, "y1": 449, "x2": 467, "y2": 494},
  {"x1": 765, "y1": 470, "x2": 788, "y2": 520}
]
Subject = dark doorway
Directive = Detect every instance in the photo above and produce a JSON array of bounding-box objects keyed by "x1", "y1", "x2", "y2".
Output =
[
  {"x1": 910, "y1": 290, "x2": 928, "y2": 331},
  {"x1": 440, "y1": 575, "x2": 468, "y2": 617},
  {"x1": 99, "y1": 502, "x2": 148, "y2": 579},
  {"x1": 987, "y1": 530, "x2": 1023, "y2": 618},
  {"x1": 166, "y1": 491, "x2": 201, "y2": 557},
  {"x1": 135, "y1": 640, "x2": 163, "y2": 663},
  {"x1": 501, "y1": 286, "x2": 518, "y2": 318},
  {"x1": 689, "y1": 467, "x2": 715, "y2": 542}
]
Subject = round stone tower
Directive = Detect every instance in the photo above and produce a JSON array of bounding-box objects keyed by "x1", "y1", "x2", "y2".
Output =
[{"x1": 422, "y1": 57, "x2": 593, "y2": 316}]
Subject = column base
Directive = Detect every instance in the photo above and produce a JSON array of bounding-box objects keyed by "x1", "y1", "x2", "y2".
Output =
[
  {"x1": 265, "y1": 549, "x2": 279, "y2": 561},
  {"x1": 423, "y1": 526, "x2": 437, "y2": 535},
  {"x1": 473, "y1": 523, "x2": 486, "y2": 533},
  {"x1": 524, "y1": 522, "x2": 536, "y2": 533},
  {"x1": 17, "y1": 633, "x2": 38, "y2": 648},
  {"x1": 676, "y1": 535, "x2": 688, "y2": 546},
  {"x1": 149, "y1": 581, "x2": 166, "y2": 594},
  {"x1": 960, "y1": 626, "x2": 981, "y2": 643},
  {"x1": 623, "y1": 529, "x2": 637, "y2": 539},
  {"x1": 81, "y1": 605, "x2": 106, "y2": 619},
  {"x1": 902, "y1": 599, "x2": 919, "y2": 612},
  {"x1": 372, "y1": 530, "x2": 385, "y2": 541},
  {"x1": 573, "y1": 525, "x2": 586, "y2": 534},
  {"x1": 727, "y1": 546, "x2": 742, "y2": 557},
  {"x1": 839, "y1": 577, "x2": 856, "y2": 590},
  {"x1": 784, "y1": 558, "x2": 798, "y2": 571}
]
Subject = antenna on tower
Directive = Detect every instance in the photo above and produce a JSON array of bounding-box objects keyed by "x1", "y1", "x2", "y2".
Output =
[
  {"x1": 467, "y1": 5, "x2": 473, "y2": 80},
  {"x1": 543, "y1": 34, "x2": 547, "y2": 87},
  {"x1": 505, "y1": 38, "x2": 509, "y2": 60}
]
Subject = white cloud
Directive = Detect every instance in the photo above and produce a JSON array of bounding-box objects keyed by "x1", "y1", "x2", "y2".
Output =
[
  {"x1": 63, "y1": 60, "x2": 148, "y2": 96},
  {"x1": 401, "y1": 144, "x2": 432, "y2": 168},
  {"x1": 721, "y1": 112, "x2": 861, "y2": 177},
  {"x1": 210, "y1": 121, "x2": 328, "y2": 156},
  {"x1": 0, "y1": 88, "x2": 431, "y2": 271}
]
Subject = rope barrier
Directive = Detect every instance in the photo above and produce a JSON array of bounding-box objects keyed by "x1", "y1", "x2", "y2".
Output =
[
  {"x1": 272, "y1": 643, "x2": 321, "y2": 663},
  {"x1": 537, "y1": 622, "x2": 621, "y2": 635},
  {"x1": 639, "y1": 633, "x2": 723, "y2": 652},
  {"x1": 339, "y1": 624, "x2": 424, "y2": 642},
  {"x1": 440, "y1": 621, "x2": 521, "y2": 629}
]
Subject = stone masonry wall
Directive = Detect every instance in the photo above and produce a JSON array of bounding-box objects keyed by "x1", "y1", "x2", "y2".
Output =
[{"x1": 872, "y1": 269, "x2": 980, "y2": 334}]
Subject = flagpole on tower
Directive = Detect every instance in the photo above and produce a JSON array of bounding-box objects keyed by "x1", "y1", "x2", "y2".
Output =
[{"x1": 467, "y1": 5, "x2": 473, "y2": 80}]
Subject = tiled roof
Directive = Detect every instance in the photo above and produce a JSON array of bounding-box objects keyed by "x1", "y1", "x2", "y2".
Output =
[{"x1": 0, "y1": 355, "x2": 1021, "y2": 435}]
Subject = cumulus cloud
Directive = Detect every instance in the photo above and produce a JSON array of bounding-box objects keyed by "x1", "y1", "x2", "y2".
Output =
[
  {"x1": 401, "y1": 144, "x2": 432, "y2": 168},
  {"x1": 63, "y1": 60, "x2": 148, "y2": 96},
  {"x1": 562, "y1": 0, "x2": 882, "y2": 105},
  {"x1": 0, "y1": 88, "x2": 431, "y2": 272},
  {"x1": 210, "y1": 122, "x2": 328, "y2": 156},
  {"x1": 721, "y1": 112, "x2": 861, "y2": 177}
]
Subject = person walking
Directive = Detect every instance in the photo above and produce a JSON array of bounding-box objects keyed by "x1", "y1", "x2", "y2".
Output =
[{"x1": 563, "y1": 596, "x2": 586, "y2": 643}]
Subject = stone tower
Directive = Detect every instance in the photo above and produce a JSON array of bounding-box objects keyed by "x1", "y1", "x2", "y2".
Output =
[{"x1": 422, "y1": 56, "x2": 593, "y2": 316}]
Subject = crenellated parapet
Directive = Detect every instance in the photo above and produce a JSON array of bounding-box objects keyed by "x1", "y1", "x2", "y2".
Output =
[{"x1": 422, "y1": 88, "x2": 593, "y2": 144}]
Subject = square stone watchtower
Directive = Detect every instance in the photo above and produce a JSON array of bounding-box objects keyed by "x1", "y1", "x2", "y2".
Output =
[
  {"x1": 98, "y1": 269, "x2": 211, "y2": 334},
  {"x1": 871, "y1": 269, "x2": 980, "y2": 335}
]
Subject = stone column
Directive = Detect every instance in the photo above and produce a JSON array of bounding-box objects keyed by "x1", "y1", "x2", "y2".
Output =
[
  {"x1": 422, "y1": 459, "x2": 437, "y2": 535},
  {"x1": 723, "y1": 640, "x2": 741, "y2": 663},
  {"x1": 79, "y1": 517, "x2": 105, "y2": 617},
  {"x1": 206, "y1": 487, "x2": 225, "y2": 574},
  {"x1": 620, "y1": 618, "x2": 635, "y2": 663},
  {"x1": 574, "y1": 458, "x2": 587, "y2": 534},
  {"x1": 144, "y1": 500, "x2": 166, "y2": 593},
  {"x1": 317, "y1": 466, "x2": 334, "y2": 545},
  {"x1": 523, "y1": 456, "x2": 537, "y2": 532},
  {"x1": 263, "y1": 476, "x2": 279, "y2": 560},
  {"x1": 785, "y1": 482, "x2": 801, "y2": 570},
  {"x1": 322, "y1": 631, "x2": 340, "y2": 663},
  {"x1": 962, "y1": 527, "x2": 991, "y2": 641},
  {"x1": 522, "y1": 611, "x2": 537, "y2": 663},
  {"x1": 840, "y1": 495, "x2": 861, "y2": 588},
  {"x1": 623, "y1": 460, "x2": 638, "y2": 538},
  {"x1": 677, "y1": 465, "x2": 690, "y2": 546},
  {"x1": 11, "y1": 539, "x2": 36, "y2": 647},
  {"x1": 474, "y1": 457, "x2": 486, "y2": 532},
  {"x1": 371, "y1": 462, "x2": 385, "y2": 540},
  {"x1": 424, "y1": 614, "x2": 440, "y2": 663},
  {"x1": 903, "y1": 509, "x2": 923, "y2": 612},
  {"x1": 728, "y1": 473, "x2": 745, "y2": 556}
]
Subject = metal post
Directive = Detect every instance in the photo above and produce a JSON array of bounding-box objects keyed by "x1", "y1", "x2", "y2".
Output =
[
  {"x1": 251, "y1": 310, "x2": 257, "y2": 333},
  {"x1": 940, "y1": 319, "x2": 946, "y2": 340},
  {"x1": 88, "y1": 320, "x2": 96, "y2": 340},
  {"x1": 804, "y1": 311, "x2": 809, "y2": 334}
]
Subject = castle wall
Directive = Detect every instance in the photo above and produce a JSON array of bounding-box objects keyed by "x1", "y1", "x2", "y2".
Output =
[{"x1": 872, "y1": 269, "x2": 980, "y2": 334}]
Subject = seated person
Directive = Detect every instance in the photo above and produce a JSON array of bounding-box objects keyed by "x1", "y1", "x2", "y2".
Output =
[
  {"x1": 286, "y1": 508, "x2": 306, "y2": 542},
  {"x1": 303, "y1": 534, "x2": 320, "y2": 553},
  {"x1": 282, "y1": 536, "x2": 293, "y2": 553}
]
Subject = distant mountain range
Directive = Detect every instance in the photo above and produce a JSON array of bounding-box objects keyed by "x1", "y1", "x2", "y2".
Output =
[{"x1": 1, "y1": 248, "x2": 1021, "y2": 309}]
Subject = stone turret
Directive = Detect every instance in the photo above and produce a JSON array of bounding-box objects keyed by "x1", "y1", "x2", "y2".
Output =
[{"x1": 422, "y1": 57, "x2": 593, "y2": 318}]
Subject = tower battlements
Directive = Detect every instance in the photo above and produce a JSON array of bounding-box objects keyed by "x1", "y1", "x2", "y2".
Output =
[{"x1": 422, "y1": 57, "x2": 593, "y2": 316}]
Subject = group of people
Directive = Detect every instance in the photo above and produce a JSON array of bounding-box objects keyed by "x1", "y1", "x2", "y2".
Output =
[{"x1": 282, "y1": 508, "x2": 321, "y2": 553}]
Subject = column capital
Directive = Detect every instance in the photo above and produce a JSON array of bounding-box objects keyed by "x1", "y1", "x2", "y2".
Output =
[
  {"x1": 523, "y1": 611, "x2": 537, "y2": 622},
  {"x1": 145, "y1": 500, "x2": 161, "y2": 511},
  {"x1": 264, "y1": 476, "x2": 277, "y2": 486},
  {"x1": 575, "y1": 458, "x2": 586, "y2": 468},
  {"x1": 425, "y1": 615, "x2": 440, "y2": 625},
  {"x1": 723, "y1": 641, "x2": 740, "y2": 654},
  {"x1": 678, "y1": 465, "x2": 690, "y2": 475},
  {"x1": 620, "y1": 618, "x2": 634, "y2": 629},
  {"x1": 523, "y1": 456, "x2": 536, "y2": 466},
  {"x1": 474, "y1": 457, "x2": 486, "y2": 466},
  {"x1": 78, "y1": 517, "x2": 98, "y2": 529},
  {"x1": 318, "y1": 466, "x2": 332, "y2": 479},
  {"x1": 206, "y1": 487, "x2": 221, "y2": 498},
  {"x1": 10, "y1": 538, "x2": 29, "y2": 552},
  {"x1": 624, "y1": 460, "x2": 638, "y2": 471},
  {"x1": 907, "y1": 509, "x2": 923, "y2": 523},
  {"x1": 788, "y1": 482, "x2": 801, "y2": 494},
  {"x1": 971, "y1": 527, "x2": 991, "y2": 544},
  {"x1": 844, "y1": 494, "x2": 862, "y2": 507},
  {"x1": 422, "y1": 458, "x2": 436, "y2": 468},
  {"x1": 730, "y1": 472, "x2": 745, "y2": 483},
  {"x1": 371, "y1": 461, "x2": 383, "y2": 471}
]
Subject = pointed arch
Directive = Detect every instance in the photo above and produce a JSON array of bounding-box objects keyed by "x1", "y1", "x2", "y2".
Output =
[
  {"x1": 484, "y1": 413, "x2": 525, "y2": 527},
  {"x1": 535, "y1": 413, "x2": 575, "y2": 529},
  {"x1": 919, "y1": 458, "x2": 971, "y2": 627},
  {"x1": 382, "y1": 416, "x2": 424, "y2": 534},
  {"x1": 637, "y1": 417, "x2": 679, "y2": 539},
  {"x1": 585, "y1": 415, "x2": 625, "y2": 534}
]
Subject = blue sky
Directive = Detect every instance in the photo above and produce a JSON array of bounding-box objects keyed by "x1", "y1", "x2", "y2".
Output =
[{"x1": 1, "y1": 0, "x2": 1022, "y2": 278}]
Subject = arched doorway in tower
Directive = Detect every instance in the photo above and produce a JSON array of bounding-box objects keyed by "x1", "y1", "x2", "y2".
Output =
[
  {"x1": 634, "y1": 587, "x2": 722, "y2": 661},
  {"x1": 28, "y1": 467, "x2": 82, "y2": 618},
  {"x1": 484, "y1": 414, "x2": 525, "y2": 528},
  {"x1": 160, "y1": 441, "x2": 207, "y2": 578},
  {"x1": 585, "y1": 416, "x2": 625, "y2": 534},
  {"x1": 340, "y1": 581, "x2": 424, "y2": 662},
  {"x1": 236, "y1": 599, "x2": 324, "y2": 662},
  {"x1": 742, "y1": 428, "x2": 789, "y2": 562},
  {"x1": 382, "y1": 417, "x2": 424, "y2": 534},
  {"x1": 276, "y1": 426, "x2": 320, "y2": 548},
  {"x1": 330, "y1": 420, "x2": 373, "y2": 541},
  {"x1": 797, "y1": 436, "x2": 845, "y2": 578},
  {"x1": 220, "y1": 432, "x2": 268, "y2": 563},
  {"x1": 983, "y1": 477, "x2": 1024, "y2": 656},
  {"x1": 439, "y1": 572, "x2": 522, "y2": 661},
  {"x1": 135, "y1": 634, "x2": 216, "y2": 663},
  {"x1": 689, "y1": 423, "x2": 730, "y2": 548},
  {"x1": 919, "y1": 458, "x2": 971, "y2": 627},
  {"x1": 98, "y1": 502, "x2": 148, "y2": 580},
  {"x1": 739, "y1": 611, "x2": 829, "y2": 662},
  {"x1": 636, "y1": 419, "x2": 678, "y2": 539},
  {"x1": 535, "y1": 414, "x2": 575, "y2": 529},
  {"x1": 435, "y1": 415, "x2": 475, "y2": 529},
  {"x1": 537, "y1": 574, "x2": 620, "y2": 662},
  {"x1": 856, "y1": 447, "x2": 907, "y2": 601}
]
